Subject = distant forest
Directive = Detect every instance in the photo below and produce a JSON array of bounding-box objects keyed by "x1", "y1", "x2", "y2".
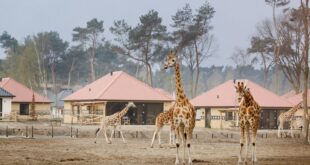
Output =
[{"x1": 0, "y1": 1, "x2": 307, "y2": 99}]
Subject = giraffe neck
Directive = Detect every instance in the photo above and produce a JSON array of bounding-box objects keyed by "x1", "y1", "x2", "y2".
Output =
[
  {"x1": 286, "y1": 104, "x2": 300, "y2": 117},
  {"x1": 243, "y1": 92, "x2": 255, "y2": 107},
  {"x1": 174, "y1": 63, "x2": 187, "y2": 104},
  {"x1": 118, "y1": 106, "x2": 130, "y2": 118}
]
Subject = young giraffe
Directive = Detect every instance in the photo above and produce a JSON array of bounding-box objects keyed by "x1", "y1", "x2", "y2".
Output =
[
  {"x1": 234, "y1": 81, "x2": 261, "y2": 164},
  {"x1": 164, "y1": 50, "x2": 196, "y2": 165},
  {"x1": 150, "y1": 104, "x2": 175, "y2": 148},
  {"x1": 94, "y1": 102, "x2": 136, "y2": 144},
  {"x1": 277, "y1": 102, "x2": 303, "y2": 138}
]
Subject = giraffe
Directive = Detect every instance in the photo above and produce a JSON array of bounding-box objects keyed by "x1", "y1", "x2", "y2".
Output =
[
  {"x1": 277, "y1": 102, "x2": 303, "y2": 138},
  {"x1": 164, "y1": 50, "x2": 196, "y2": 165},
  {"x1": 234, "y1": 81, "x2": 261, "y2": 164},
  {"x1": 150, "y1": 104, "x2": 175, "y2": 148},
  {"x1": 94, "y1": 102, "x2": 136, "y2": 144}
]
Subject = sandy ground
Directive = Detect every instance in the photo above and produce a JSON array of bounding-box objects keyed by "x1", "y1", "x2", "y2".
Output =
[{"x1": 0, "y1": 123, "x2": 310, "y2": 165}]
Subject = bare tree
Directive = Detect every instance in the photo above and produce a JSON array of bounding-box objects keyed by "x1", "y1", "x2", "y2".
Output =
[
  {"x1": 172, "y1": 2, "x2": 216, "y2": 97},
  {"x1": 265, "y1": 0, "x2": 290, "y2": 94},
  {"x1": 300, "y1": 0, "x2": 309, "y2": 144}
]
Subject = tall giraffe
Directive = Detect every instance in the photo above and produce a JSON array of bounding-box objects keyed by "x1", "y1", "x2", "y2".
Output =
[
  {"x1": 234, "y1": 81, "x2": 261, "y2": 164},
  {"x1": 94, "y1": 102, "x2": 136, "y2": 144},
  {"x1": 164, "y1": 50, "x2": 196, "y2": 165},
  {"x1": 150, "y1": 104, "x2": 175, "y2": 148},
  {"x1": 278, "y1": 102, "x2": 303, "y2": 138}
]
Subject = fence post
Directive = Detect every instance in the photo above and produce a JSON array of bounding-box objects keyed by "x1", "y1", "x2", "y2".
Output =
[
  {"x1": 70, "y1": 125, "x2": 73, "y2": 138},
  {"x1": 52, "y1": 125, "x2": 54, "y2": 138},
  {"x1": 135, "y1": 131, "x2": 138, "y2": 138},
  {"x1": 31, "y1": 125, "x2": 34, "y2": 138},
  {"x1": 26, "y1": 126, "x2": 28, "y2": 138},
  {"x1": 195, "y1": 134, "x2": 198, "y2": 139},
  {"x1": 6, "y1": 126, "x2": 8, "y2": 137},
  {"x1": 76, "y1": 128, "x2": 78, "y2": 138},
  {"x1": 212, "y1": 133, "x2": 214, "y2": 139}
]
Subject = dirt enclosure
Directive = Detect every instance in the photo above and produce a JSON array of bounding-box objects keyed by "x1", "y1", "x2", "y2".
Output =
[{"x1": 0, "y1": 123, "x2": 310, "y2": 165}]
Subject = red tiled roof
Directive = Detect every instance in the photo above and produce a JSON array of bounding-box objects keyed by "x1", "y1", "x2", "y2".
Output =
[
  {"x1": 281, "y1": 90, "x2": 298, "y2": 99},
  {"x1": 63, "y1": 71, "x2": 174, "y2": 102},
  {"x1": 191, "y1": 79, "x2": 293, "y2": 108},
  {"x1": 0, "y1": 78, "x2": 51, "y2": 103},
  {"x1": 154, "y1": 88, "x2": 175, "y2": 100},
  {"x1": 287, "y1": 89, "x2": 310, "y2": 106}
]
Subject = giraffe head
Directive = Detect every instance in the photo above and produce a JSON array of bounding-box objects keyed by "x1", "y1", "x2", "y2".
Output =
[
  {"x1": 234, "y1": 81, "x2": 249, "y2": 103},
  {"x1": 127, "y1": 102, "x2": 136, "y2": 108},
  {"x1": 164, "y1": 49, "x2": 177, "y2": 69}
]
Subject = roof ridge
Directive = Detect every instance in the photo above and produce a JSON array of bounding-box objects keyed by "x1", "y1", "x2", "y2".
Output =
[
  {"x1": 97, "y1": 71, "x2": 123, "y2": 99},
  {"x1": 121, "y1": 72, "x2": 174, "y2": 100},
  {"x1": 246, "y1": 79, "x2": 293, "y2": 106},
  {"x1": 0, "y1": 77, "x2": 10, "y2": 88},
  {"x1": 3, "y1": 77, "x2": 50, "y2": 102}
]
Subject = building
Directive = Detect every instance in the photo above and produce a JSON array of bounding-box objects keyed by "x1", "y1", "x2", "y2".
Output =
[
  {"x1": 63, "y1": 71, "x2": 174, "y2": 124},
  {"x1": 191, "y1": 79, "x2": 293, "y2": 129},
  {"x1": 0, "y1": 78, "x2": 52, "y2": 120},
  {"x1": 0, "y1": 87, "x2": 14, "y2": 120}
]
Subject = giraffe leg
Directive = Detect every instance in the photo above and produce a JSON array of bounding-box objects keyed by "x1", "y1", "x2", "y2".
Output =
[
  {"x1": 251, "y1": 126, "x2": 258, "y2": 163},
  {"x1": 278, "y1": 122, "x2": 283, "y2": 138},
  {"x1": 151, "y1": 127, "x2": 159, "y2": 148},
  {"x1": 238, "y1": 126, "x2": 245, "y2": 164},
  {"x1": 110, "y1": 126, "x2": 115, "y2": 142},
  {"x1": 118, "y1": 125, "x2": 126, "y2": 143},
  {"x1": 244, "y1": 124, "x2": 250, "y2": 164},
  {"x1": 175, "y1": 126, "x2": 180, "y2": 165},
  {"x1": 94, "y1": 127, "x2": 102, "y2": 144},
  {"x1": 158, "y1": 128, "x2": 162, "y2": 148},
  {"x1": 290, "y1": 120, "x2": 294, "y2": 138},
  {"x1": 181, "y1": 128, "x2": 186, "y2": 165},
  {"x1": 186, "y1": 127, "x2": 193, "y2": 165},
  {"x1": 170, "y1": 126, "x2": 175, "y2": 145},
  {"x1": 103, "y1": 127, "x2": 111, "y2": 144}
]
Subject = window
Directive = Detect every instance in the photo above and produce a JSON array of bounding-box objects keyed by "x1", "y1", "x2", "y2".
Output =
[
  {"x1": 226, "y1": 112, "x2": 233, "y2": 121},
  {"x1": 20, "y1": 103, "x2": 29, "y2": 115}
]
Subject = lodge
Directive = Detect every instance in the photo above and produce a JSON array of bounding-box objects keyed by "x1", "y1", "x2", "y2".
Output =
[
  {"x1": 63, "y1": 71, "x2": 174, "y2": 125},
  {"x1": 0, "y1": 78, "x2": 52, "y2": 120},
  {"x1": 191, "y1": 79, "x2": 294, "y2": 129}
]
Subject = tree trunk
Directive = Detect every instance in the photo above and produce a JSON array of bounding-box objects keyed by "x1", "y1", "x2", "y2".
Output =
[
  {"x1": 90, "y1": 55, "x2": 95, "y2": 82},
  {"x1": 301, "y1": 0, "x2": 309, "y2": 144},
  {"x1": 67, "y1": 58, "x2": 76, "y2": 88},
  {"x1": 146, "y1": 62, "x2": 153, "y2": 86},
  {"x1": 194, "y1": 41, "x2": 200, "y2": 97},
  {"x1": 51, "y1": 65, "x2": 57, "y2": 108}
]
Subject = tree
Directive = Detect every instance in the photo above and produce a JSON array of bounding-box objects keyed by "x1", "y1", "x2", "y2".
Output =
[
  {"x1": 0, "y1": 31, "x2": 18, "y2": 53},
  {"x1": 265, "y1": 0, "x2": 290, "y2": 94},
  {"x1": 171, "y1": 2, "x2": 216, "y2": 97},
  {"x1": 248, "y1": 36, "x2": 274, "y2": 87},
  {"x1": 72, "y1": 18, "x2": 105, "y2": 82},
  {"x1": 299, "y1": 0, "x2": 309, "y2": 144},
  {"x1": 230, "y1": 48, "x2": 253, "y2": 78},
  {"x1": 111, "y1": 10, "x2": 167, "y2": 86}
]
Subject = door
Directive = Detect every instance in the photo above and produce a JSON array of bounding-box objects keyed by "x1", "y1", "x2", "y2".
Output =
[{"x1": 205, "y1": 108, "x2": 211, "y2": 128}]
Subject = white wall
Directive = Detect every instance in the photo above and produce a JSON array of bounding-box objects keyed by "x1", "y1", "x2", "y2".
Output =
[{"x1": 2, "y1": 98, "x2": 12, "y2": 117}]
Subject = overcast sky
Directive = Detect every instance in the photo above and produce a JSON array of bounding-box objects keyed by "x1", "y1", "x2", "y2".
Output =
[{"x1": 0, "y1": 0, "x2": 299, "y2": 66}]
